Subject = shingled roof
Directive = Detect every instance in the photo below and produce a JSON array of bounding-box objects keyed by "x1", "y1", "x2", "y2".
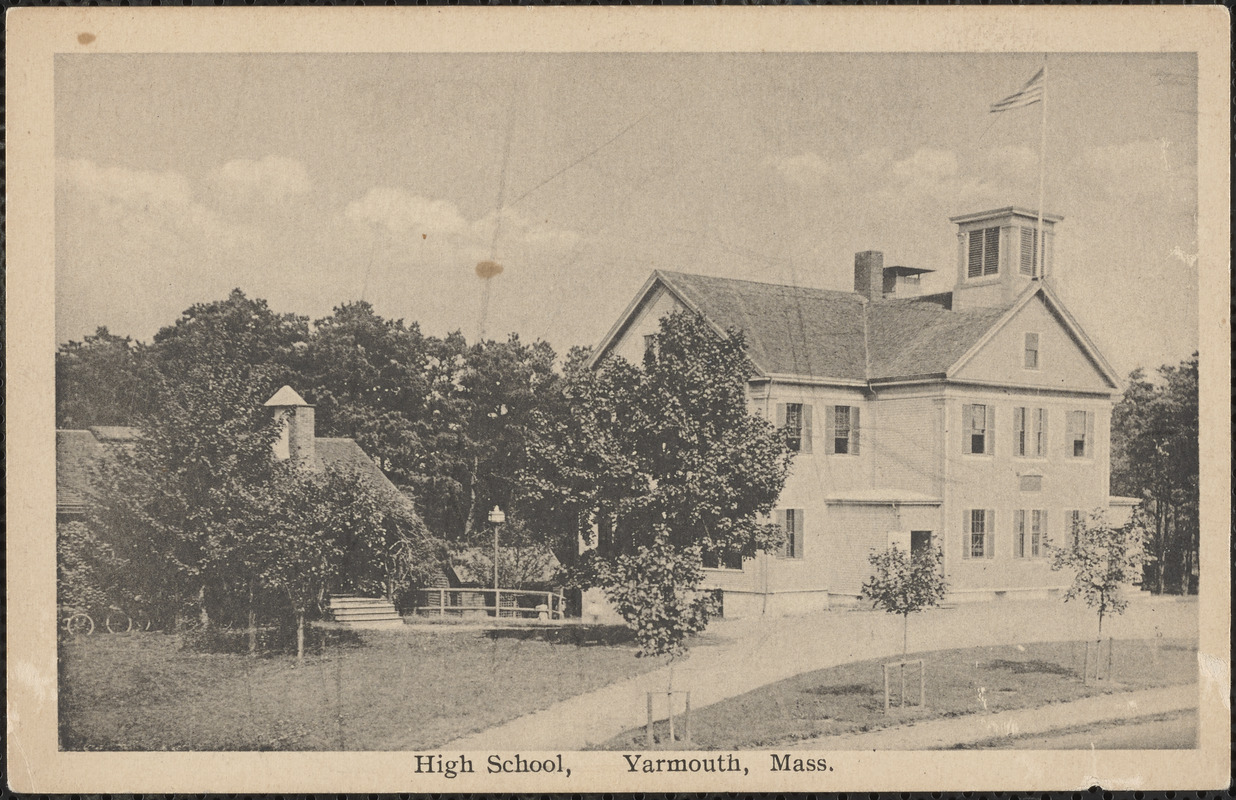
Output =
[
  {"x1": 57, "y1": 428, "x2": 418, "y2": 517},
  {"x1": 655, "y1": 271, "x2": 869, "y2": 381},
  {"x1": 625, "y1": 270, "x2": 1016, "y2": 383},
  {"x1": 866, "y1": 297, "x2": 1008, "y2": 381}
]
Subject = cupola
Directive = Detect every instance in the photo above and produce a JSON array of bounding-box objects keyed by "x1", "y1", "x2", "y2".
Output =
[{"x1": 949, "y1": 207, "x2": 1062, "y2": 309}]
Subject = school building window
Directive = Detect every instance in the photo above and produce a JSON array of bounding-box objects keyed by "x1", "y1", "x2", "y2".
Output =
[
  {"x1": 778, "y1": 509, "x2": 804, "y2": 559},
  {"x1": 1068, "y1": 410, "x2": 1093, "y2": 458},
  {"x1": 778, "y1": 403, "x2": 812, "y2": 453},
  {"x1": 826, "y1": 405, "x2": 861, "y2": 455},
  {"x1": 1070, "y1": 509, "x2": 1084, "y2": 546},
  {"x1": 1015, "y1": 509, "x2": 1045, "y2": 558},
  {"x1": 963, "y1": 403, "x2": 995, "y2": 455},
  {"x1": 702, "y1": 550, "x2": 744, "y2": 571},
  {"x1": 1014, "y1": 407, "x2": 1047, "y2": 457},
  {"x1": 963, "y1": 509, "x2": 994, "y2": 559}
]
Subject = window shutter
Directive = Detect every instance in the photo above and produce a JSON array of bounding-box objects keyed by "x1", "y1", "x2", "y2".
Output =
[
  {"x1": 968, "y1": 233, "x2": 983, "y2": 278},
  {"x1": 986, "y1": 405, "x2": 996, "y2": 455},
  {"x1": 776, "y1": 509, "x2": 787, "y2": 557},
  {"x1": 983, "y1": 227, "x2": 1000, "y2": 275},
  {"x1": 851, "y1": 407, "x2": 861, "y2": 455},
  {"x1": 824, "y1": 406, "x2": 836, "y2": 455},
  {"x1": 1020, "y1": 228, "x2": 1034, "y2": 275},
  {"x1": 961, "y1": 510, "x2": 971, "y2": 559},
  {"x1": 796, "y1": 510, "x2": 805, "y2": 558},
  {"x1": 775, "y1": 403, "x2": 786, "y2": 429},
  {"x1": 986, "y1": 509, "x2": 996, "y2": 559},
  {"x1": 1085, "y1": 411, "x2": 1094, "y2": 457},
  {"x1": 1014, "y1": 510, "x2": 1024, "y2": 558},
  {"x1": 800, "y1": 404, "x2": 813, "y2": 454},
  {"x1": 961, "y1": 404, "x2": 972, "y2": 453},
  {"x1": 1036, "y1": 408, "x2": 1047, "y2": 457},
  {"x1": 1039, "y1": 510, "x2": 1048, "y2": 555}
]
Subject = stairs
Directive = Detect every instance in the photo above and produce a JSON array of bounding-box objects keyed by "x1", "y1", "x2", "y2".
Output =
[{"x1": 328, "y1": 594, "x2": 405, "y2": 629}]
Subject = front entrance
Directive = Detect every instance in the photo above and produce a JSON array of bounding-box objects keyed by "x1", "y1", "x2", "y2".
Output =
[{"x1": 910, "y1": 530, "x2": 933, "y2": 556}]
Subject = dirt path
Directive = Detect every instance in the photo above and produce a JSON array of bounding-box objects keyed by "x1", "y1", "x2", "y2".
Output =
[{"x1": 435, "y1": 596, "x2": 1197, "y2": 751}]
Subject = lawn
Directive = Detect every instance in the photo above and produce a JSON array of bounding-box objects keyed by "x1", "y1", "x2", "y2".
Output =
[
  {"x1": 59, "y1": 623, "x2": 659, "y2": 751},
  {"x1": 598, "y1": 638, "x2": 1198, "y2": 750}
]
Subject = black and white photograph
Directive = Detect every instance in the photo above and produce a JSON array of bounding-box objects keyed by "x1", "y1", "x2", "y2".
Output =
[{"x1": 7, "y1": 7, "x2": 1230, "y2": 794}]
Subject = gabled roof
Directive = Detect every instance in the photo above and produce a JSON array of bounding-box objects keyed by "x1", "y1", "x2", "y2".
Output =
[
  {"x1": 595, "y1": 270, "x2": 1120, "y2": 390},
  {"x1": 594, "y1": 270, "x2": 869, "y2": 382},
  {"x1": 945, "y1": 280, "x2": 1122, "y2": 390}
]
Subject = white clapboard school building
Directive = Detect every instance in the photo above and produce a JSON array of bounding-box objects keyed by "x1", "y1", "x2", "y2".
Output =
[{"x1": 591, "y1": 207, "x2": 1138, "y2": 617}]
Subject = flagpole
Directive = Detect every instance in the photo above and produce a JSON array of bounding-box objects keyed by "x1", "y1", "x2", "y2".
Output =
[{"x1": 1035, "y1": 54, "x2": 1048, "y2": 279}]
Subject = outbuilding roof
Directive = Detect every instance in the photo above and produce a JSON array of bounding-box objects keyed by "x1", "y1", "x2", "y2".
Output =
[{"x1": 57, "y1": 427, "x2": 418, "y2": 517}]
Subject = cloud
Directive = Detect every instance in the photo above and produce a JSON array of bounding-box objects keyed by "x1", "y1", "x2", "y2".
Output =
[
  {"x1": 344, "y1": 187, "x2": 468, "y2": 237},
  {"x1": 215, "y1": 155, "x2": 311, "y2": 205},
  {"x1": 1077, "y1": 139, "x2": 1195, "y2": 202},
  {"x1": 344, "y1": 186, "x2": 583, "y2": 267},
  {"x1": 58, "y1": 157, "x2": 240, "y2": 245},
  {"x1": 891, "y1": 147, "x2": 958, "y2": 182},
  {"x1": 767, "y1": 152, "x2": 834, "y2": 185}
]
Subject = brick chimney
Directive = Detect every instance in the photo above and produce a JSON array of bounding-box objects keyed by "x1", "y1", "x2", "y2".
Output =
[
  {"x1": 264, "y1": 386, "x2": 317, "y2": 469},
  {"x1": 854, "y1": 250, "x2": 884, "y2": 302}
]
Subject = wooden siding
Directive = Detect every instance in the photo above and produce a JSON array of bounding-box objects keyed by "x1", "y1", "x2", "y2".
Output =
[{"x1": 952, "y1": 294, "x2": 1114, "y2": 392}]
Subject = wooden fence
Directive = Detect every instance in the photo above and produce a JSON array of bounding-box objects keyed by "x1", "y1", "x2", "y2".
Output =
[{"x1": 416, "y1": 588, "x2": 566, "y2": 620}]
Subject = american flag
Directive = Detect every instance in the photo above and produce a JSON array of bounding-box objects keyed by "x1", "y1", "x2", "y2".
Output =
[{"x1": 990, "y1": 67, "x2": 1044, "y2": 113}]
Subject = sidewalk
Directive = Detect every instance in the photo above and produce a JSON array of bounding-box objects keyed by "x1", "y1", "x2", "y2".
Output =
[
  {"x1": 434, "y1": 596, "x2": 1197, "y2": 750},
  {"x1": 786, "y1": 683, "x2": 1197, "y2": 750}
]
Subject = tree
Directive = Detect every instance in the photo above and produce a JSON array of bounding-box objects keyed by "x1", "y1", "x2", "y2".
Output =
[
  {"x1": 56, "y1": 327, "x2": 157, "y2": 428},
  {"x1": 596, "y1": 529, "x2": 720, "y2": 691},
  {"x1": 529, "y1": 310, "x2": 791, "y2": 656},
  {"x1": 303, "y1": 301, "x2": 434, "y2": 485},
  {"x1": 150, "y1": 289, "x2": 309, "y2": 382},
  {"x1": 1110, "y1": 354, "x2": 1198, "y2": 594},
  {"x1": 1048, "y1": 508, "x2": 1148, "y2": 636},
  {"x1": 860, "y1": 545, "x2": 948, "y2": 655},
  {"x1": 89, "y1": 356, "x2": 285, "y2": 628}
]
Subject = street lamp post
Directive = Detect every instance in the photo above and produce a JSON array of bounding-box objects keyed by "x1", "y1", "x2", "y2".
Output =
[{"x1": 488, "y1": 506, "x2": 505, "y2": 592}]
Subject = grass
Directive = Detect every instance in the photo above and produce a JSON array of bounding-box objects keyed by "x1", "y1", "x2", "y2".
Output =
[
  {"x1": 59, "y1": 622, "x2": 659, "y2": 751},
  {"x1": 597, "y1": 638, "x2": 1198, "y2": 750}
]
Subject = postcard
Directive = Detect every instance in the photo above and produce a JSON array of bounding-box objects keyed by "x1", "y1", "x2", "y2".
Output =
[{"x1": 6, "y1": 6, "x2": 1230, "y2": 793}]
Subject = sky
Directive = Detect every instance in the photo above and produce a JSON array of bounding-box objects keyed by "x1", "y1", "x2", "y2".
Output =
[{"x1": 55, "y1": 52, "x2": 1198, "y2": 377}]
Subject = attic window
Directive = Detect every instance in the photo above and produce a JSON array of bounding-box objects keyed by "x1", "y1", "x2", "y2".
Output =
[
  {"x1": 1024, "y1": 332, "x2": 1040, "y2": 369},
  {"x1": 968, "y1": 227, "x2": 1000, "y2": 278}
]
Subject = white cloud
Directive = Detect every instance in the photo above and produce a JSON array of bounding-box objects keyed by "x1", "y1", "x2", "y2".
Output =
[
  {"x1": 1078, "y1": 139, "x2": 1194, "y2": 202},
  {"x1": 343, "y1": 186, "x2": 583, "y2": 270},
  {"x1": 344, "y1": 187, "x2": 468, "y2": 237},
  {"x1": 891, "y1": 147, "x2": 958, "y2": 182},
  {"x1": 58, "y1": 157, "x2": 239, "y2": 245},
  {"x1": 767, "y1": 151, "x2": 834, "y2": 185},
  {"x1": 215, "y1": 155, "x2": 312, "y2": 205}
]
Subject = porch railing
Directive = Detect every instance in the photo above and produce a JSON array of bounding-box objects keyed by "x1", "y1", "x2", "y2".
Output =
[{"x1": 415, "y1": 588, "x2": 566, "y2": 620}]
